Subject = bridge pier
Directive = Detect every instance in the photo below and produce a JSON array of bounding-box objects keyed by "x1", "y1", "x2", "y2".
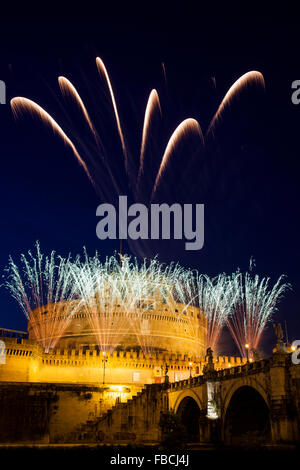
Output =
[
  {"x1": 269, "y1": 399, "x2": 297, "y2": 443},
  {"x1": 269, "y1": 351, "x2": 298, "y2": 443},
  {"x1": 199, "y1": 412, "x2": 221, "y2": 444}
]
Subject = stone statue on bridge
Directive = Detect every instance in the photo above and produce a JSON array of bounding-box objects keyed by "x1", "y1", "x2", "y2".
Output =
[
  {"x1": 273, "y1": 323, "x2": 284, "y2": 344},
  {"x1": 203, "y1": 347, "x2": 215, "y2": 375},
  {"x1": 273, "y1": 322, "x2": 286, "y2": 354},
  {"x1": 206, "y1": 347, "x2": 213, "y2": 363}
]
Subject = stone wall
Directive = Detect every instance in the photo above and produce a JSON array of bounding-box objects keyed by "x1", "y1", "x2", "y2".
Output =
[
  {"x1": 0, "y1": 337, "x2": 246, "y2": 386},
  {"x1": 94, "y1": 384, "x2": 167, "y2": 444},
  {"x1": 0, "y1": 381, "x2": 144, "y2": 443}
]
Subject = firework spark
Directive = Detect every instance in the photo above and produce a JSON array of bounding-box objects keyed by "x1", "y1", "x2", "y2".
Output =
[
  {"x1": 4, "y1": 246, "x2": 204, "y2": 354},
  {"x1": 4, "y1": 245, "x2": 290, "y2": 357},
  {"x1": 137, "y1": 89, "x2": 162, "y2": 199},
  {"x1": 151, "y1": 118, "x2": 204, "y2": 200},
  {"x1": 10, "y1": 97, "x2": 92, "y2": 182},
  {"x1": 227, "y1": 263, "x2": 291, "y2": 357},
  {"x1": 96, "y1": 57, "x2": 128, "y2": 167},
  {"x1": 58, "y1": 76, "x2": 97, "y2": 137},
  {"x1": 4, "y1": 242, "x2": 78, "y2": 352},
  {"x1": 207, "y1": 71, "x2": 265, "y2": 136},
  {"x1": 194, "y1": 273, "x2": 234, "y2": 352},
  {"x1": 70, "y1": 252, "x2": 200, "y2": 353},
  {"x1": 10, "y1": 60, "x2": 265, "y2": 257}
]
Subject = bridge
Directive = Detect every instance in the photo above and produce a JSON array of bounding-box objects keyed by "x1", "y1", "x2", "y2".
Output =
[{"x1": 95, "y1": 346, "x2": 300, "y2": 446}]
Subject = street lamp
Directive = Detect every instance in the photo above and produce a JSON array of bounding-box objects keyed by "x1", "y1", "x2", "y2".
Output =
[
  {"x1": 245, "y1": 343, "x2": 249, "y2": 363},
  {"x1": 102, "y1": 351, "x2": 108, "y2": 384},
  {"x1": 189, "y1": 361, "x2": 193, "y2": 378}
]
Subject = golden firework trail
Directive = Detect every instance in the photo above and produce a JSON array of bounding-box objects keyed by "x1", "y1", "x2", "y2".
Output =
[
  {"x1": 207, "y1": 71, "x2": 265, "y2": 135},
  {"x1": 96, "y1": 56, "x2": 128, "y2": 166},
  {"x1": 137, "y1": 89, "x2": 161, "y2": 192},
  {"x1": 58, "y1": 76, "x2": 97, "y2": 137},
  {"x1": 10, "y1": 97, "x2": 93, "y2": 183},
  {"x1": 10, "y1": 59, "x2": 265, "y2": 205},
  {"x1": 151, "y1": 118, "x2": 204, "y2": 200}
]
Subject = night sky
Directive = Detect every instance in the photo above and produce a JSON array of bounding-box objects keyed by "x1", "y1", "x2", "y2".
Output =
[{"x1": 0, "y1": 9, "x2": 299, "y2": 356}]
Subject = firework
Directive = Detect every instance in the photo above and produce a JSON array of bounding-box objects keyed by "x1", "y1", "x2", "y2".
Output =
[
  {"x1": 70, "y1": 252, "x2": 199, "y2": 353},
  {"x1": 194, "y1": 273, "x2": 234, "y2": 352},
  {"x1": 10, "y1": 59, "x2": 265, "y2": 257},
  {"x1": 4, "y1": 242, "x2": 78, "y2": 352},
  {"x1": 5, "y1": 243, "x2": 288, "y2": 357},
  {"x1": 227, "y1": 262, "x2": 291, "y2": 357},
  {"x1": 151, "y1": 118, "x2": 204, "y2": 200},
  {"x1": 207, "y1": 71, "x2": 265, "y2": 136},
  {"x1": 4, "y1": 245, "x2": 204, "y2": 354}
]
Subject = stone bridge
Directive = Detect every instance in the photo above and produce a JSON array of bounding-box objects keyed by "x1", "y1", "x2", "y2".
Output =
[{"x1": 96, "y1": 349, "x2": 300, "y2": 446}]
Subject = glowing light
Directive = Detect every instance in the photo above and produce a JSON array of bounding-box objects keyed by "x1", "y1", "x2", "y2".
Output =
[
  {"x1": 5, "y1": 246, "x2": 289, "y2": 359},
  {"x1": 194, "y1": 272, "x2": 234, "y2": 352},
  {"x1": 138, "y1": 89, "x2": 161, "y2": 195},
  {"x1": 58, "y1": 76, "x2": 97, "y2": 137},
  {"x1": 10, "y1": 97, "x2": 93, "y2": 182},
  {"x1": 206, "y1": 381, "x2": 220, "y2": 419},
  {"x1": 4, "y1": 241, "x2": 78, "y2": 352},
  {"x1": 226, "y1": 260, "x2": 291, "y2": 358},
  {"x1": 207, "y1": 71, "x2": 265, "y2": 135},
  {"x1": 151, "y1": 118, "x2": 204, "y2": 199},
  {"x1": 10, "y1": 61, "x2": 266, "y2": 262},
  {"x1": 96, "y1": 57, "x2": 127, "y2": 166},
  {"x1": 5, "y1": 246, "x2": 205, "y2": 354}
]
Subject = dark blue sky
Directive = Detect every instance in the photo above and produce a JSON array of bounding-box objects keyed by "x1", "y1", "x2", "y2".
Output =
[{"x1": 0, "y1": 10, "x2": 299, "y2": 356}]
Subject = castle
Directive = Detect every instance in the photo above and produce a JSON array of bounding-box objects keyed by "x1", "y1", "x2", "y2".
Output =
[{"x1": 0, "y1": 295, "x2": 248, "y2": 444}]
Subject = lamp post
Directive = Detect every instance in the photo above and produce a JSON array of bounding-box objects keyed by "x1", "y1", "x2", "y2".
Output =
[
  {"x1": 102, "y1": 351, "x2": 108, "y2": 384},
  {"x1": 245, "y1": 343, "x2": 249, "y2": 363}
]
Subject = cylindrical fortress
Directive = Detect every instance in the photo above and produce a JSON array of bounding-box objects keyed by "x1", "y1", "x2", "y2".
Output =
[{"x1": 28, "y1": 299, "x2": 207, "y2": 358}]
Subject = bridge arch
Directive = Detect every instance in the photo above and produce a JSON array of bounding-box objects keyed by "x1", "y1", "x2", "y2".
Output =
[
  {"x1": 175, "y1": 395, "x2": 201, "y2": 442},
  {"x1": 223, "y1": 377, "x2": 269, "y2": 415},
  {"x1": 223, "y1": 384, "x2": 270, "y2": 445},
  {"x1": 173, "y1": 389, "x2": 203, "y2": 414}
]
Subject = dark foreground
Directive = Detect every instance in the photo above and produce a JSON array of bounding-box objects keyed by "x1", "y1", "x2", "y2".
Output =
[{"x1": 0, "y1": 444, "x2": 299, "y2": 468}]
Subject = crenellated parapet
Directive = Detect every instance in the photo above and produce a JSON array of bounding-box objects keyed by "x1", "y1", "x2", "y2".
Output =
[{"x1": 0, "y1": 334, "x2": 247, "y2": 386}]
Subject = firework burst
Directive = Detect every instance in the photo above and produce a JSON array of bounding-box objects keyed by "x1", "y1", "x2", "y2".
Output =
[
  {"x1": 4, "y1": 245, "x2": 206, "y2": 354},
  {"x1": 194, "y1": 273, "x2": 234, "y2": 352},
  {"x1": 227, "y1": 261, "x2": 291, "y2": 357},
  {"x1": 4, "y1": 245, "x2": 289, "y2": 357},
  {"x1": 3, "y1": 242, "x2": 78, "y2": 352},
  {"x1": 10, "y1": 59, "x2": 265, "y2": 257}
]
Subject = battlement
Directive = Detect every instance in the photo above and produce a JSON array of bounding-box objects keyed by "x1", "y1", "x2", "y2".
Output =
[
  {"x1": 2, "y1": 337, "x2": 246, "y2": 370},
  {"x1": 0, "y1": 334, "x2": 248, "y2": 386},
  {"x1": 169, "y1": 357, "x2": 271, "y2": 391}
]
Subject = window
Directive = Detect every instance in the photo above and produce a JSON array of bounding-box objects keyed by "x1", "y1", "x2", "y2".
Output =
[{"x1": 132, "y1": 372, "x2": 140, "y2": 382}]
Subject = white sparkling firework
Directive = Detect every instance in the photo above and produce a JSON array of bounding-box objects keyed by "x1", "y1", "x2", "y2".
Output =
[
  {"x1": 194, "y1": 272, "x2": 234, "y2": 352},
  {"x1": 4, "y1": 242, "x2": 78, "y2": 352},
  {"x1": 4, "y1": 247, "x2": 289, "y2": 357},
  {"x1": 4, "y1": 246, "x2": 204, "y2": 354},
  {"x1": 227, "y1": 263, "x2": 291, "y2": 358}
]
